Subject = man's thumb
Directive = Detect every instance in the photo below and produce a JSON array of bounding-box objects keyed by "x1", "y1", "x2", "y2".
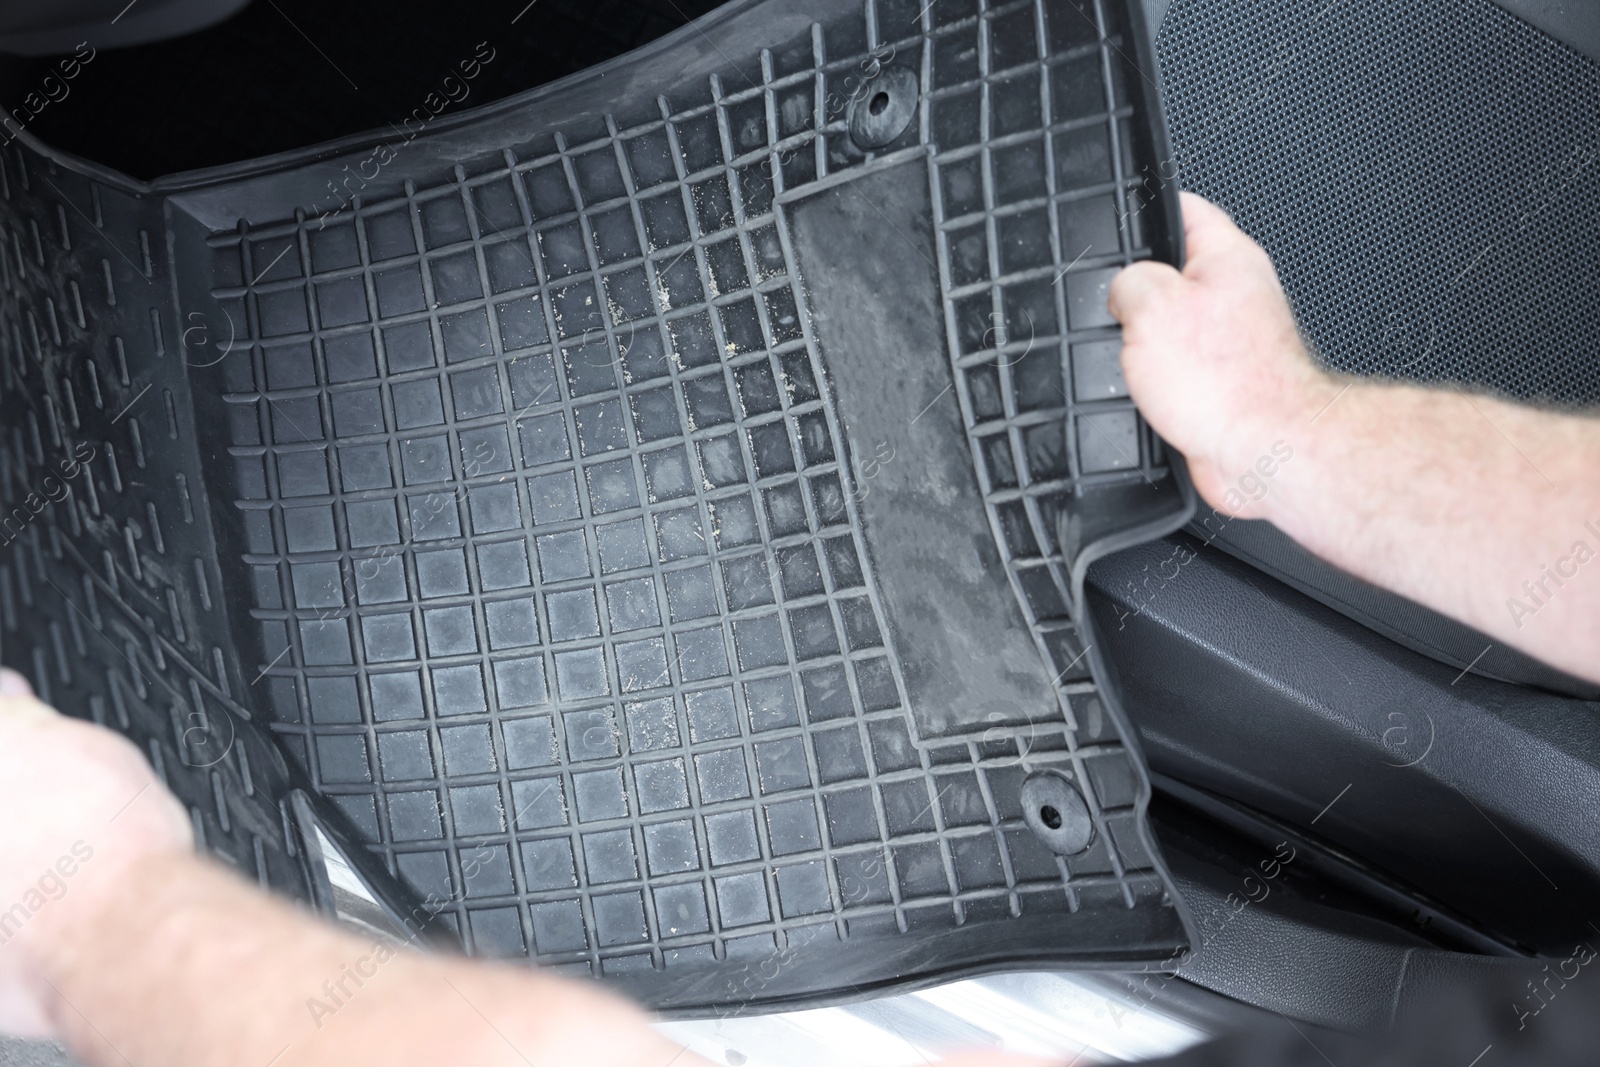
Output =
[{"x1": 1107, "y1": 260, "x2": 1184, "y2": 334}]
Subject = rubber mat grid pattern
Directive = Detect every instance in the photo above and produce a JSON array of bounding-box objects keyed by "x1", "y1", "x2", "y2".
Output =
[
  {"x1": 925, "y1": 0, "x2": 1168, "y2": 754},
  {"x1": 207, "y1": 0, "x2": 1165, "y2": 972},
  {"x1": 0, "y1": 0, "x2": 1187, "y2": 993},
  {"x1": 0, "y1": 159, "x2": 311, "y2": 893}
]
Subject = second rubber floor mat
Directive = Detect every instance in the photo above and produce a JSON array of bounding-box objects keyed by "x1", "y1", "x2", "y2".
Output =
[{"x1": 0, "y1": 0, "x2": 1195, "y2": 1009}]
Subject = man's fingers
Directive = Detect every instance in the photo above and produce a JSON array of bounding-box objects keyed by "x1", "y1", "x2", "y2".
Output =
[
  {"x1": 1178, "y1": 190, "x2": 1239, "y2": 252},
  {"x1": 1112, "y1": 195, "x2": 1271, "y2": 329},
  {"x1": 1108, "y1": 259, "x2": 1184, "y2": 331},
  {"x1": 1178, "y1": 191, "x2": 1276, "y2": 284}
]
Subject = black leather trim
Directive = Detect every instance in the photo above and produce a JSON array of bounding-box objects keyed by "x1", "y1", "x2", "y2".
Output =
[
  {"x1": 1151, "y1": 789, "x2": 1534, "y2": 1033},
  {"x1": 1191, "y1": 514, "x2": 1600, "y2": 702},
  {"x1": 1088, "y1": 533, "x2": 1600, "y2": 953}
]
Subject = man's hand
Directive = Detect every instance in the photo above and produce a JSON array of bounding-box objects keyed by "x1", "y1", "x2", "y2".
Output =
[
  {"x1": 0, "y1": 670, "x2": 191, "y2": 1039},
  {"x1": 1107, "y1": 193, "x2": 1600, "y2": 685},
  {"x1": 0, "y1": 672, "x2": 1053, "y2": 1066},
  {"x1": 1109, "y1": 192, "x2": 1340, "y2": 513}
]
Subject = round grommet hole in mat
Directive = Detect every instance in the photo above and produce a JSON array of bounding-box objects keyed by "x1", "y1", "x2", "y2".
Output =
[
  {"x1": 848, "y1": 67, "x2": 919, "y2": 149},
  {"x1": 1020, "y1": 771, "x2": 1096, "y2": 855}
]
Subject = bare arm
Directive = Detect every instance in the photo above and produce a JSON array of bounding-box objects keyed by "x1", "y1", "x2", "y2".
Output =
[
  {"x1": 0, "y1": 678, "x2": 1040, "y2": 1067},
  {"x1": 36, "y1": 853, "x2": 704, "y2": 1067},
  {"x1": 0, "y1": 679, "x2": 703, "y2": 1067},
  {"x1": 1110, "y1": 193, "x2": 1600, "y2": 685}
]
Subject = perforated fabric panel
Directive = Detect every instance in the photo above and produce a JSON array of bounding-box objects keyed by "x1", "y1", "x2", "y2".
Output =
[{"x1": 1156, "y1": 0, "x2": 1600, "y2": 405}]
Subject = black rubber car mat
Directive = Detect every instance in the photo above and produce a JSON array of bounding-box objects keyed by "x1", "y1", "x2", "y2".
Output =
[{"x1": 0, "y1": 0, "x2": 1195, "y2": 1010}]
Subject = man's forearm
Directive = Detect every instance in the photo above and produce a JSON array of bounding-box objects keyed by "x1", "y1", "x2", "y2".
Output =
[
  {"x1": 1111, "y1": 194, "x2": 1600, "y2": 686},
  {"x1": 1253, "y1": 378, "x2": 1600, "y2": 684},
  {"x1": 32, "y1": 851, "x2": 697, "y2": 1067}
]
